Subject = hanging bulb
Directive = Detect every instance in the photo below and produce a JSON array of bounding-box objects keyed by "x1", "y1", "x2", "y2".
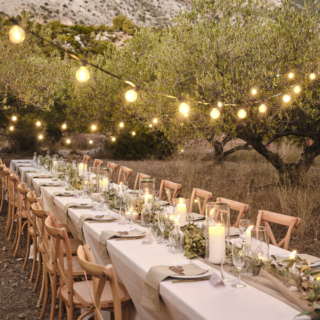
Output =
[
  {"x1": 89, "y1": 140, "x2": 93, "y2": 144},
  {"x1": 288, "y1": 72, "x2": 294, "y2": 79},
  {"x1": 62, "y1": 123, "x2": 67, "y2": 130},
  {"x1": 293, "y1": 86, "x2": 301, "y2": 94},
  {"x1": 238, "y1": 109, "x2": 247, "y2": 119},
  {"x1": 76, "y1": 60, "x2": 90, "y2": 83},
  {"x1": 12, "y1": 115, "x2": 17, "y2": 121},
  {"x1": 210, "y1": 108, "x2": 220, "y2": 119},
  {"x1": 149, "y1": 124, "x2": 152, "y2": 128},
  {"x1": 9, "y1": 24, "x2": 26, "y2": 44},
  {"x1": 179, "y1": 101, "x2": 190, "y2": 115},
  {"x1": 125, "y1": 89, "x2": 138, "y2": 102},
  {"x1": 217, "y1": 101, "x2": 224, "y2": 108},
  {"x1": 91, "y1": 124, "x2": 97, "y2": 131},
  {"x1": 39, "y1": 134, "x2": 43, "y2": 140},
  {"x1": 119, "y1": 121, "x2": 124, "y2": 128},
  {"x1": 310, "y1": 73, "x2": 316, "y2": 80},
  {"x1": 181, "y1": 149, "x2": 184, "y2": 153},
  {"x1": 259, "y1": 104, "x2": 267, "y2": 113},
  {"x1": 251, "y1": 88, "x2": 258, "y2": 95},
  {"x1": 132, "y1": 131, "x2": 136, "y2": 136},
  {"x1": 9, "y1": 126, "x2": 14, "y2": 131},
  {"x1": 153, "y1": 118, "x2": 158, "y2": 124},
  {"x1": 283, "y1": 94, "x2": 291, "y2": 103},
  {"x1": 66, "y1": 139, "x2": 71, "y2": 144},
  {"x1": 111, "y1": 137, "x2": 116, "y2": 142},
  {"x1": 36, "y1": 121, "x2": 41, "y2": 127}
]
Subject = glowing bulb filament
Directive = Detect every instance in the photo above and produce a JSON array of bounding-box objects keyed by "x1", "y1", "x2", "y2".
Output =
[
  {"x1": 9, "y1": 25, "x2": 26, "y2": 44},
  {"x1": 179, "y1": 102, "x2": 190, "y2": 115},
  {"x1": 288, "y1": 72, "x2": 294, "y2": 79},
  {"x1": 259, "y1": 104, "x2": 267, "y2": 113},
  {"x1": 210, "y1": 108, "x2": 220, "y2": 119},
  {"x1": 293, "y1": 86, "x2": 301, "y2": 94},
  {"x1": 12, "y1": 116, "x2": 17, "y2": 121},
  {"x1": 310, "y1": 73, "x2": 316, "y2": 80},
  {"x1": 119, "y1": 122, "x2": 124, "y2": 128},
  {"x1": 36, "y1": 121, "x2": 41, "y2": 127},
  {"x1": 251, "y1": 88, "x2": 258, "y2": 95},
  {"x1": 238, "y1": 109, "x2": 247, "y2": 119},
  {"x1": 132, "y1": 131, "x2": 136, "y2": 136},
  {"x1": 91, "y1": 124, "x2": 96, "y2": 131},
  {"x1": 283, "y1": 95, "x2": 291, "y2": 103},
  {"x1": 153, "y1": 118, "x2": 158, "y2": 124},
  {"x1": 76, "y1": 66, "x2": 90, "y2": 82},
  {"x1": 125, "y1": 89, "x2": 138, "y2": 102}
]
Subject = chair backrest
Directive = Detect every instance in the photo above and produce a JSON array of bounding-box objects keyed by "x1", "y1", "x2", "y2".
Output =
[
  {"x1": 133, "y1": 172, "x2": 150, "y2": 190},
  {"x1": 3, "y1": 168, "x2": 11, "y2": 189},
  {"x1": 117, "y1": 166, "x2": 133, "y2": 185},
  {"x1": 31, "y1": 200, "x2": 49, "y2": 243},
  {"x1": 83, "y1": 155, "x2": 91, "y2": 165},
  {"x1": 17, "y1": 183, "x2": 29, "y2": 214},
  {"x1": 107, "y1": 162, "x2": 118, "y2": 180},
  {"x1": 77, "y1": 244, "x2": 122, "y2": 320},
  {"x1": 216, "y1": 197, "x2": 249, "y2": 228},
  {"x1": 26, "y1": 191, "x2": 37, "y2": 227},
  {"x1": 256, "y1": 210, "x2": 301, "y2": 250},
  {"x1": 190, "y1": 188, "x2": 212, "y2": 216},
  {"x1": 159, "y1": 180, "x2": 182, "y2": 205},
  {"x1": 93, "y1": 159, "x2": 104, "y2": 168}
]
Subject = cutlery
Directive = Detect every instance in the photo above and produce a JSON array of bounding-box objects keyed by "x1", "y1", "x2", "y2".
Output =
[
  {"x1": 172, "y1": 278, "x2": 210, "y2": 284},
  {"x1": 115, "y1": 237, "x2": 144, "y2": 241}
]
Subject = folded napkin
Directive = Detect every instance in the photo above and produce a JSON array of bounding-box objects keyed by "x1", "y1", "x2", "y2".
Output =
[
  {"x1": 22, "y1": 170, "x2": 37, "y2": 183},
  {"x1": 229, "y1": 227, "x2": 239, "y2": 236},
  {"x1": 50, "y1": 191, "x2": 81, "y2": 206},
  {"x1": 141, "y1": 263, "x2": 208, "y2": 312},
  {"x1": 274, "y1": 254, "x2": 320, "y2": 264},
  {"x1": 35, "y1": 181, "x2": 59, "y2": 195},
  {"x1": 99, "y1": 228, "x2": 145, "y2": 259},
  {"x1": 15, "y1": 163, "x2": 32, "y2": 174}
]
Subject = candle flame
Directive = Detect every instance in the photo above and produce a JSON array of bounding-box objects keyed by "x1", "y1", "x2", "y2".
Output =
[
  {"x1": 248, "y1": 225, "x2": 254, "y2": 231},
  {"x1": 292, "y1": 250, "x2": 296, "y2": 255},
  {"x1": 180, "y1": 198, "x2": 182, "y2": 204}
]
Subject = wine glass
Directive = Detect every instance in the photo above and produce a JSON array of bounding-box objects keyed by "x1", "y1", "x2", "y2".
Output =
[
  {"x1": 154, "y1": 190, "x2": 160, "y2": 202},
  {"x1": 65, "y1": 170, "x2": 71, "y2": 190},
  {"x1": 239, "y1": 219, "x2": 250, "y2": 241},
  {"x1": 157, "y1": 211, "x2": 166, "y2": 244},
  {"x1": 231, "y1": 241, "x2": 246, "y2": 288}
]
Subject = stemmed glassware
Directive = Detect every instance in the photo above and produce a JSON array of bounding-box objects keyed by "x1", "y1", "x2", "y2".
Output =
[
  {"x1": 126, "y1": 194, "x2": 137, "y2": 225},
  {"x1": 154, "y1": 190, "x2": 160, "y2": 202},
  {"x1": 82, "y1": 176, "x2": 89, "y2": 198},
  {"x1": 65, "y1": 169, "x2": 71, "y2": 189},
  {"x1": 231, "y1": 241, "x2": 246, "y2": 288},
  {"x1": 239, "y1": 219, "x2": 250, "y2": 241},
  {"x1": 157, "y1": 211, "x2": 166, "y2": 244}
]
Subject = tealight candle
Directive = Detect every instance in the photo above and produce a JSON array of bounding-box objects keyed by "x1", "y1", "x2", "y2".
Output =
[
  {"x1": 125, "y1": 211, "x2": 139, "y2": 220},
  {"x1": 209, "y1": 224, "x2": 225, "y2": 264},
  {"x1": 289, "y1": 250, "x2": 296, "y2": 260}
]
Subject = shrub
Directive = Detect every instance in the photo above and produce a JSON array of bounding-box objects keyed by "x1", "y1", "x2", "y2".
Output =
[
  {"x1": 122, "y1": 18, "x2": 136, "y2": 33},
  {"x1": 112, "y1": 15, "x2": 126, "y2": 30}
]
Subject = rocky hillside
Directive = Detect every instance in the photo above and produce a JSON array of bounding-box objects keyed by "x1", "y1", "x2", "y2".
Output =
[{"x1": 1, "y1": 0, "x2": 191, "y2": 28}]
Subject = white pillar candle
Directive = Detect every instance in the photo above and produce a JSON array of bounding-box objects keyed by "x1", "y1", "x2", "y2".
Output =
[
  {"x1": 209, "y1": 224, "x2": 225, "y2": 264},
  {"x1": 118, "y1": 184, "x2": 123, "y2": 193},
  {"x1": 177, "y1": 203, "x2": 186, "y2": 225},
  {"x1": 78, "y1": 163, "x2": 84, "y2": 176},
  {"x1": 289, "y1": 250, "x2": 296, "y2": 260},
  {"x1": 102, "y1": 178, "x2": 109, "y2": 190},
  {"x1": 246, "y1": 226, "x2": 253, "y2": 246}
]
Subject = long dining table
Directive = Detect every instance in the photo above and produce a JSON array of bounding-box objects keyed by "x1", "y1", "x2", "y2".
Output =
[{"x1": 12, "y1": 160, "x2": 310, "y2": 320}]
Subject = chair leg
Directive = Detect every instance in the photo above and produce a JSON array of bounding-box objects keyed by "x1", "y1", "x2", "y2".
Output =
[
  {"x1": 0, "y1": 188, "x2": 4, "y2": 212},
  {"x1": 124, "y1": 304, "x2": 130, "y2": 320},
  {"x1": 40, "y1": 272, "x2": 49, "y2": 318},
  {"x1": 37, "y1": 256, "x2": 46, "y2": 307},
  {"x1": 8, "y1": 205, "x2": 15, "y2": 240},
  {"x1": 33, "y1": 250, "x2": 42, "y2": 292},
  {"x1": 49, "y1": 273, "x2": 57, "y2": 320},
  {"x1": 22, "y1": 232, "x2": 31, "y2": 270},
  {"x1": 5, "y1": 202, "x2": 12, "y2": 234},
  {"x1": 29, "y1": 235, "x2": 37, "y2": 281},
  {"x1": 58, "y1": 294, "x2": 64, "y2": 320},
  {"x1": 12, "y1": 215, "x2": 19, "y2": 248},
  {"x1": 66, "y1": 303, "x2": 74, "y2": 320}
]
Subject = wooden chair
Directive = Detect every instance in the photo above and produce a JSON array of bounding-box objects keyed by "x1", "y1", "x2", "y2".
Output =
[
  {"x1": 77, "y1": 244, "x2": 131, "y2": 320},
  {"x1": 83, "y1": 155, "x2": 90, "y2": 166},
  {"x1": 93, "y1": 159, "x2": 104, "y2": 168},
  {"x1": 44, "y1": 215, "x2": 84, "y2": 320},
  {"x1": 23, "y1": 191, "x2": 38, "y2": 282},
  {"x1": 216, "y1": 197, "x2": 249, "y2": 228},
  {"x1": 117, "y1": 166, "x2": 133, "y2": 185},
  {"x1": 256, "y1": 210, "x2": 301, "y2": 250},
  {"x1": 107, "y1": 162, "x2": 118, "y2": 181},
  {"x1": 190, "y1": 188, "x2": 212, "y2": 216},
  {"x1": 133, "y1": 172, "x2": 150, "y2": 190},
  {"x1": 159, "y1": 180, "x2": 182, "y2": 205},
  {"x1": 7, "y1": 174, "x2": 20, "y2": 241},
  {"x1": 4, "y1": 168, "x2": 12, "y2": 235},
  {"x1": 0, "y1": 164, "x2": 7, "y2": 212}
]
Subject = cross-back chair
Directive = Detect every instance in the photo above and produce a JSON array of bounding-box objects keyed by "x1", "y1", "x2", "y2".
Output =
[
  {"x1": 93, "y1": 159, "x2": 104, "y2": 168},
  {"x1": 4, "y1": 168, "x2": 12, "y2": 234},
  {"x1": 117, "y1": 166, "x2": 133, "y2": 185},
  {"x1": 216, "y1": 197, "x2": 249, "y2": 228},
  {"x1": 7, "y1": 174, "x2": 20, "y2": 241},
  {"x1": 83, "y1": 155, "x2": 90, "y2": 166},
  {"x1": 107, "y1": 162, "x2": 118, "y2": 181},
  {"x1": 0, "y1": 164, "x2": 7, "y2": 212},
  {"x1": 256, "y1": 210, "x2": 301, "y2": 250},
  {"x1": 77, "y1": 244, "x2": 131, "y2": 320},
  {"x1": 159, "y1": 180, "x2": 182, "y2": 205},
  {"x1": 133, "y1": 172, "x2": 150, "y2": 190},
  {"x1": 190, "y1": 188, "x2": 212, "y2": 216}
]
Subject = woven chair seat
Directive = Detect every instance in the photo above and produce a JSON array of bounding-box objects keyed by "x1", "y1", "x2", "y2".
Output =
[
  {"x1": 47, "y1": 256, "x2": 84, "y2": 276},
  {"x1": 65, "y1": 238, "x2": 83, "y2": 254}
]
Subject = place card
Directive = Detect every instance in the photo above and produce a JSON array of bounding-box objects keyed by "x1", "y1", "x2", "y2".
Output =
[{"x1": 209, "y1": 273, "x2": 226, "y2": 287}]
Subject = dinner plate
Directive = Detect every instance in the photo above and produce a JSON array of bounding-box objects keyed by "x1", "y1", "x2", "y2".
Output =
[
  {"x1": 189, "y1": 213, "x2": 205, "y2": 220},
  {"x1": 116, "y1": 231, "x2": 146, "y2": 238},
  {"x1": 92, "y1": 214, "x2": 118, "y2": 221},
  {"x1": 164, "y1": 262, "x2": 214, "y2": 279},
  {"x1": 274, "y1": 254, "x2": 320, "y2": 268},
  {"x1": 158, "y1": 200, "x2": 170, "y2": 206}
]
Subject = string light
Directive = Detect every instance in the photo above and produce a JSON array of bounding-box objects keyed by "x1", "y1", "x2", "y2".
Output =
[
  {"x1": 210, "y1": 108, "x2": 220, "y2": 119},
  {"x1": 76, "y1": 60, "x2": 90, "y2": 83},
  {"x1": 119, "y1": 121, "x2": 124, "y2": 128},
  {"x1": 125, "y1": 89, "x2": 138, "y2": 102},
  {"x1": 11, "y1": 115, "x2": 17, "y2": 121},
  {"x1": 283, "y1": 94, "x2": 291, "y2": 103},
  {"x1": 259, "y1": 104, "x2": 267, "y2": 113},
  {"x1": 66, "y1": 139, "x2": 71, "y2": 144},
  {"x1": 293, "y1": 85, "x2": 301, "y2": 94},
  {"x1": 179, "y1": 101, "x2": 190, "y2": 116},
  {"x1": 39, "y1": 134, "x2": 43, "y2": 140},
  {"x1": 149, "y1": 124, "x2": 152, "y2": 128},
  {"x1": 9, "y1": 126, "x2": 14, "y2": 131},
  {"x1": 251, "y1": 88, "x2": 258, "y2": 95},
  {"x1": 217, "y1": 101, "x2": 224, "y2": 108},
  {"x1": 112, "y1": 137, "x2": 116, "y2": 142},
  {"x1": 89, "y1": 140, "x2": 93, "y2": 144},
  {"x1": 153, "y1": 118, "x2": 158, "y2": 124},
  {"x1": 288, "y1": 72, "x2": 295, "y2": 79},
  {"x1": 36, "y1": 121, "x2": 41, "y2": 127},
  {"x1": 91, "y1": 124, "x2": 97, "y2": 131},
  {"x1": 62, "y1": 123, "x2": 67, "y2": 129},
  {"x1": 238, "y1": 109, "x2": 247, "y2": 119},
  {"x1": 181, "y1": 149, "x2": 184, "y2": 152},
  {"x1": 310, "y1": 73, "x2": 316, "y2": 80},
  {"x1": 9, "y1": 24, "x2": 26, "y2": 44},
  {"x1": 132, "y1": 131, "x2": 136, "y2": 136}
]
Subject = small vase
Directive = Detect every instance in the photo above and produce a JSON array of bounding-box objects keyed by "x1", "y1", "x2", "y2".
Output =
[{"x1": 168, "y1": 225, "x2": 185, "y2": 254}]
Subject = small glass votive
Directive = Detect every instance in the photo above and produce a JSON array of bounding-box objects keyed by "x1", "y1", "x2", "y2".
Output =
[{"x1": 284, "y1": 264, "x2": 300, "y2": 289}]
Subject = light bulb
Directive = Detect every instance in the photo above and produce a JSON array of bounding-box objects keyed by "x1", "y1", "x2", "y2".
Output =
[
  {"x1": 76, "y1": 66, "x2": 90, "y2": 82},
  {"x1": 181, "y1": 149, "x2": 184, "y2": 153},
  {"x1": 89, "y1": 140, "x2": 93, "y2": 144},
  {"x1": 66, "y1": 139, "x2": 71, "y2": 144},
  {"x1": 259, "y1": 104, "x2": 267, "y2": 113},
  {"x1": 132, "y1": 131, "x2": 136, "y2": 136},
  {"x1": 149, "y1": 124, "x2": 152, "y2": 128},
  {"x1": 179, "y1": 102, "x2": 190, "y2": 115},
  {"x1": 91, "y1": 124, "x2": 96, "y2": 131},
  {"x1": 39, "y1": 135, "x2": 43, "y2": 140},
  {"x1": 9, "y1": 25, "x2": 26, "y2": 44},
  {"x1": 112, "y1": 137, "x2": 116, "y2": 142},
  {"x1": 12, "y1": 115, "x2": 17, "y2": 121},
  {"x1": 9, "y1": 126, "x2": 14, "y2": 131},
  {"x1": 125, "y1": 89, "x2": 137, "y2": 102},
  {"x1": 238, "y1": 109, "x2": 247, "y2": 119},
  {"x1": 217, "y1": 101, "x2": 223, "y2": 108},
  {"x1": 210, "y1": 108, "x2": 220, "y2": 119},
  {"x1": 310, "y1": 73, "x2": 316, "y2": 80},
  {"x1": 62, "y1": 123, "x2": 67, "y2": 129},
  {"x1": 119, "y1": 121, "x2": 124, "y2": 128},
  {"x1": 251, "y1": 88, "x2": 258, "y2": 95},
  {"x1": 288, "y1": 72, "x2": 294, "y2": 79},
  {"x1": 283, "y1": 94, "x2": 291, "y2": 103},
  {"x1": 293, "y1": 86, "x2": 301, "y2": 94},
  {"x1": 36, "y1": 121, "x2": 41, "y2": 127},
  {"x1": 153, "y1": 118, "x2": 158, "y2": 124}
]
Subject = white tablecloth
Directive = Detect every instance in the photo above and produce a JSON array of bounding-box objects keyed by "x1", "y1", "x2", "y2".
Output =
[
  {"x1": 9, "y1": 159, "x2": 32, "y2": 174},
  {"x1": 16, "y1": 161, "x2": 310, "y2": 320}
]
